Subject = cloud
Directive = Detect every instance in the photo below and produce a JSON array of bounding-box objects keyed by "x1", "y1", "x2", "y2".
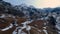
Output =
[
  {"x1": 3, "y1": 0, "x2": 60, "y2": 8},
  {"x1": 33, "y1": 0, "x2": 60, "y2": 8}
]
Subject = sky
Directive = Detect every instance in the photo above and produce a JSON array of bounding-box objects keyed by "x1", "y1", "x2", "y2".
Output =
[{"x1": 3, "y1": 0, "x2": 60, "y2": 8}]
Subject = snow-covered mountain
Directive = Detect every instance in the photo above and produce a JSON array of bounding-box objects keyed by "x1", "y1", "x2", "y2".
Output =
[{"x1": 0, "y1": 0, "x2": 60, "y2": 34}]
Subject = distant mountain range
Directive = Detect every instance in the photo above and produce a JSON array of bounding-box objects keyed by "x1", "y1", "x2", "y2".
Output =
[{"x1": 0, "y1": 0, "x2": 60, "y2": 18}]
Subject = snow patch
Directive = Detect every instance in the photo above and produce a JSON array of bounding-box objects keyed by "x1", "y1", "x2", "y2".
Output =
[
  {"x1": 43, "y1": 29, "x2": 48, "y2": 34},
  {"x1": 1, "y1": 23, "x2": 13, "y2": 31}
]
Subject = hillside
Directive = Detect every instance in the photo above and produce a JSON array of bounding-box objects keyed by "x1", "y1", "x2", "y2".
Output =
[{"x1": 0, "y1": 0, "x2": 60, "y2": 34}]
